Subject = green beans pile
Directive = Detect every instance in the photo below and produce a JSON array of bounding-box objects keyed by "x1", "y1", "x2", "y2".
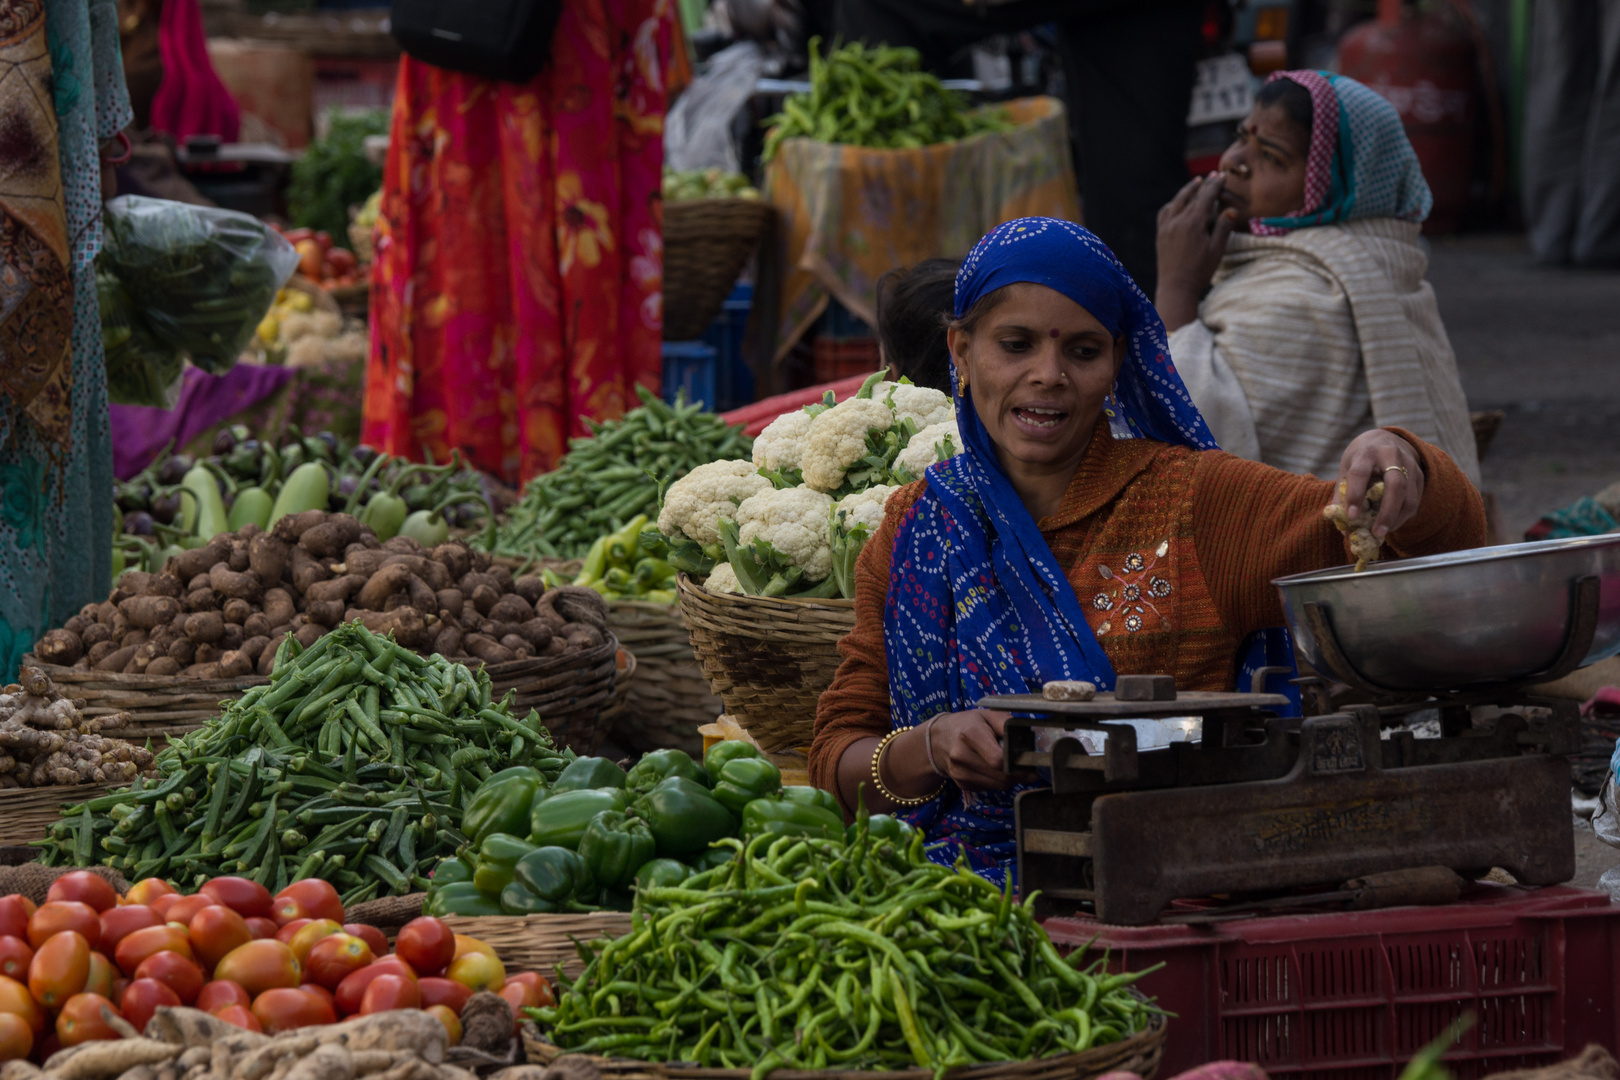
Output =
[
  {"x1": 34, "y1": 622, "x2": 570, "y2": 903},
  {"x1": 530, "y1": 809, "x2": 1160, "y2": 1079},
  {"x1": 487, "y1": 386, "x2": 751, "y2": 561},
  {"x1": 763, "y1": 38, "x2": 1013, "y2": 162}
]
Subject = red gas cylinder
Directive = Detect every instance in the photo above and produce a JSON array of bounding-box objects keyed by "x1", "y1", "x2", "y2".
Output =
[{"x1": 1337, "y1": 0, "x2": 1476, "y2": 233}]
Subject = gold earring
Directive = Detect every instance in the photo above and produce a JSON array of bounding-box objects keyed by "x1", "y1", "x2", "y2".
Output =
[{"x1": 957, "y1": 370, "x2": 970, "y2": 395}]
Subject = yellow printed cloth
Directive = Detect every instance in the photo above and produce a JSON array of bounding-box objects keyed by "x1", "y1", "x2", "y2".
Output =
[{"x1": 764, "y1": 96, "x2": 1080, "y2": 363}]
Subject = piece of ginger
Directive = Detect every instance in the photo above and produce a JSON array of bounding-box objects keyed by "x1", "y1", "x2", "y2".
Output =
[{"x1": 1323, "y1": 480, "x2": 1387, "y2": 572}]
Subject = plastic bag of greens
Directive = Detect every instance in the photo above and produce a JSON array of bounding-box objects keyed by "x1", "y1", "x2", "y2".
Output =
[
  {"x1": 98, "y1": 195, "x2": 298, "y2": 374},
  {"x1": 98, "y1": 271, "x2": 184, "y2": 407}
]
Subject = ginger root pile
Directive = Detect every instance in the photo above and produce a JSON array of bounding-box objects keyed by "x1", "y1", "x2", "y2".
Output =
[
  {"x1": 0, "y1": 669, "x2": 155, "y2": 787},
  {"x1": 1323, "y1": 480, "x2": 1387, "y2": 573}
]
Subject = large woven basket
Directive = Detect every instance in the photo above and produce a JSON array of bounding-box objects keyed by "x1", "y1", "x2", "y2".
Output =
[
  {"x1": 19, "y1": 660, "x2": 266, "y2": 739},
  {"x1": 522, "y1": 1007, "x2": 1166, "y2": 1080},
  {"x1": 600, "y1": 601, "x2": 722, "y2": 758},
  {"x1": 0, "y1": 783, "x2": 123, "y2": 847},
  {"x1": 663, "y1": 199, "x2": 773, "y2": 341},
  {"x1": 477, "y1": 636, "x2": 622, "y2": 756},
  {"x1": 442, "y1": 913, "x2": 635, "y2": 978},
  {"x1": 675, "y1": 575, "x2": 855, "y2": 753}
]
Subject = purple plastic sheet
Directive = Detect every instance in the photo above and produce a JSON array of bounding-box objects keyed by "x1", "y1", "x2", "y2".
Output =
[{"x1": 110, "y1": 364, "x2": 293, "y2": 480}]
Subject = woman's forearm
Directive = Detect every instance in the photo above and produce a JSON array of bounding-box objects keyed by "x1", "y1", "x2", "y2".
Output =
[
  {"x1": 834, "y1": 725, "x2": 940, "y2": 814},
  {"x1": 1154, "y1": 282, "x2": 1202, "y2": 333}
]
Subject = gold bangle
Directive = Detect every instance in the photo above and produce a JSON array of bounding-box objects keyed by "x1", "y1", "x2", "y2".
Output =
[{"x1": 871, "y1": 728, "x2": 946, "y2": 807}]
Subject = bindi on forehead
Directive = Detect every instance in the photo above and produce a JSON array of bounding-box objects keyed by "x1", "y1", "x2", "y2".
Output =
[{"x1": 1049, "y1": 328, "x2": 1061, "y2": 338}]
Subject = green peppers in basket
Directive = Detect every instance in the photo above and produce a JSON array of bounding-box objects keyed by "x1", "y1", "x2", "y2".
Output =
[
  {"x1": 577, "y1": 810, "x2": 656, "y2": 890},
  {"x1": 528, "y1": 788, "x2": 629, "y2": 850}
]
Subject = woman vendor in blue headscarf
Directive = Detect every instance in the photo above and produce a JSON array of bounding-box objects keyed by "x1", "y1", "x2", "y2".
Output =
[{"x1": 808, "y1": 216, "x2": 1486, "y2": 886}]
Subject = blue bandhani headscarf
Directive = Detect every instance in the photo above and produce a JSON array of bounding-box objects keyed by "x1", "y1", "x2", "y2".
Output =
[
  {"x1": 882, "y1": 218, "x2": 1296, "y2": 888},
  {"x1": 1251, "y1": 70, "x2": 1432, "y2": 235}
]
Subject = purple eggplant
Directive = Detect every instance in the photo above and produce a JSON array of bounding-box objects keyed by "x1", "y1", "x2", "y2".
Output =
[
  {"x1": 124, "y1": 511, "x2": 155, "y2": 536},
  {"x1": 116, "y1": 483, "x2": 150, "y2": 513},
  {"x1": 149, "y1": 490, "x2": 182, "y2": 525},
  {"x1": 157, "y1": 454, "x2": 193, "y2": 486}
]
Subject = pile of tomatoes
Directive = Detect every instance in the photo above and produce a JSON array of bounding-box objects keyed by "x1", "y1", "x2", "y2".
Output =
[
  {"x1": 0, "y1": 872, "x2": 553, "y2": 1064},
  {"x1": 271, "y1": 227, "x2": 362, "y2": 289}
]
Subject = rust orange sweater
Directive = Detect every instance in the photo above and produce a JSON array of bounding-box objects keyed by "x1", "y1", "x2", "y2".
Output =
[{"x1": 808, "y1": 424, "x2": 1485, "y2": 800}]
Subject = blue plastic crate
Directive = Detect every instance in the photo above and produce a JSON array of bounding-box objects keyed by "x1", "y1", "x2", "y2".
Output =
[
  {"x1": 703, "y1": 283, "x2": 755, "y2": 412},
  {"x1": 822, "y1": 296, "x2": 873, "y2": 340},
  {"x1": 661, "y1": 341, "x2": 718, "y2": 411}
]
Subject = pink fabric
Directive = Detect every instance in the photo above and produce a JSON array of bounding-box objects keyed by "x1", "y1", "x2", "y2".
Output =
[
  {"x1": 1583, "y1": 687, "x2": 1620, "y2": 718},
  {"x1": 719, "y1": 374, "x2": 875, "y2": 436},
  {"x1": 149, "y1": 0, "x2": 240, "y2": 143},
  {"x1": 1250, "y1": 70, "x2": 1337, "y2": 237}
]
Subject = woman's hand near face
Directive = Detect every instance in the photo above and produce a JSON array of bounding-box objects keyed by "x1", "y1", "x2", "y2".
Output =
[
  {"x1": 1335, "y1": 430, "x2": 1426, "y2": 539},
  {"x1": 1154, "y1": 174, "x2": 1238, "y2": 332}
]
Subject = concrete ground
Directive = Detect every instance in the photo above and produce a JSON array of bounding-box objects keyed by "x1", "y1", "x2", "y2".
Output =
[{"x1": 1424, "y1": 233, "x2": 1620, "y2": 540}]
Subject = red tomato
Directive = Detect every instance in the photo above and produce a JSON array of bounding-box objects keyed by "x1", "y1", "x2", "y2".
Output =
[
  {"x1": 196, "y1": 980, "x2": 252, "y2": 1015},
  {"x1": 47, "y1": 873, "x2": 117, "y2": 914},
  {"x1": 327, "y1": 249, "x2": 358, "y2": 276},
  {"x1": 55, "y1": 993, "x2": 121, "y2": 1046},
  {"x1": 313, "y1": 231, "x2": 333, "y2": 251},
  {"x1": 123, "y1": 879, "x2": 176, "y2": 908},
  {"x1": 189, "y1": 906, "x2": 252, "y2": 973},
  {"x1": 451, "y1": 934, "x2": 494, "y2": 960},
  {"x1": 275, "y1": 918, "x2": 311, "y2": 943},
  {"x1": 83, "y1": 952, "x2": 116, "y2": 1000},
  {"x1": 27, "y1": 902, "x2": 99, "y2": 951},
  {"x1": 99, "y1": 906, "x2": 161, "y2": 955},
  {"x1": 275, "y1": 881, "x2": 343, "y2": 925},
  {"x1": 252, "y1": 987, "x2": 334, "y2": 1033},
  {"x1": 298, "y1": 983, "x2": 335, "y2": 1011},
  {"x1": 281, "y1": 228, "x2": 313, "y2": 245},
  {"x1": 359, "y1": 974, "x2": 419, "y2": 1015},
  {"x1": 304, "y1": 934, "x2": 373, "y2": 991},
  {"x1": 416, "y1": 978, "x2": 471, "y2": 1014},
  {"x1": 110, "y1": 979, "x2": 129, "y2": 1009},
  {"x1": 29, "y1": 931, "x2": 90, "y2": 1008},
  {"x1": 148, "y1": 894, "x2": 179, "y2": 921},
  {"x1": 424, "y1": 1005, "x2": 461, "y2": 1046},
  {"x1": 215, "y1": 1005, "x2": 261, "y2": 1033},
  {"x1": 0, "y1": 1011, "x2": 31, "y2": 1062},
  {"x1": 120, "y1": 978, "x2": 180, "y2": 1032},
  {"x1": 294, "y1": 240, "x2": 323, "y2": 280},
  {"x1": 134, "y1": 951, "x2": 203, "y2": 1005},
  {"x1": 212, "y1": 940, "x2": 300, "y2": 997},
  {"x1": 287, "y1": 920, "x2": 342, "y2": 965},
  {"x1": 244, "y1": 918, "x2": 279, "y2": 941},
  {"x1": 343, "y1": 924, "x2": 388, "y2": 959},
  {"x1": 0, "y1": 898, "x2": 32, "y2": 942},
  {"x1": 163, "y1": 895, "x2": 213, "y2": 928},
  {"x1": 200, "y1": 878, "x2": 273, "y2": 920},
  {"x1": 395, "y1": 918, "x2": 455, "y2": 977},
  {"x1": 446, "y1": 951, "x2": 504, "y2": 995},
  {"x1": 505, "y1": 972, "x2": 554, "y2": 1009},
  {"x1": 113, "y1": 926, "x2": 192, "y2": 978},
  {"x1": 333, "y1": 957, "x2": 415, "y2": 1017},
  {"x1": 0, "y1": 975, "x2": 44, "y2": 1034},
  {"x1": 0, "y1": 939, "x2": 31, "y2": 983}
]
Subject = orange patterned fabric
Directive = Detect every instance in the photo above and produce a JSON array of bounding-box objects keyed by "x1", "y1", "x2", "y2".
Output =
[
  {"x1": 362, "y1": 0, "x2": 678, "y2": 485},
  {"x1": 809, "y1": 423, "x2": 1486, "y2": 802}
]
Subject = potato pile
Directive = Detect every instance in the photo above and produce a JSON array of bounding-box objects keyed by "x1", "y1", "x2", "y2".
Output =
[
  {"x1": 0, "y1": 668, "x2": 157, "y2": 787},
  {"x1": 36, "y1": 510, "x2": 611, "y2": 678}
]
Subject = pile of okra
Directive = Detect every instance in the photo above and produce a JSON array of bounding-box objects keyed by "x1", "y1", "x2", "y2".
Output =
[{"x1": 35, "y1": 622, "x2": 570, "y2": 902}]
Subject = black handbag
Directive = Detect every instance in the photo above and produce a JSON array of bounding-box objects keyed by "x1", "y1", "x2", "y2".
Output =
[{"x1": 391, "y1": 0, "x2": 564, "y2": 84}]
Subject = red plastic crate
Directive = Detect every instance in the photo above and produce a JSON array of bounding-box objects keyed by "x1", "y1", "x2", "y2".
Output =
[{"x1": 1042, "y1": 885, "x2": 1620, "y2": 1080}]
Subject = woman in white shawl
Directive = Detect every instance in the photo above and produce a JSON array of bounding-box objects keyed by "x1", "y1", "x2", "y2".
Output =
[{"x1": 1154, "y1": 70, "x2": 1481, "y2": 488}]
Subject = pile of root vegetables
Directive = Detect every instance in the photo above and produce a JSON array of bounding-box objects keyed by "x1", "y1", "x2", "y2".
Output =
[
  {"x1": 0, "y1": 671, "x2": 157, "y2": 788},
  {"x1": 34, "y1": 512, "x2": 610, "y2": 679}
]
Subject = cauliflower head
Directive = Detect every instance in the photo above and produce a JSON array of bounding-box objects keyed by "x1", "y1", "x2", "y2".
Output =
[
  {"x1": 752, "y1": 408, "x2": 814, "y2": 473},
  {"x1": 834, "y1": 485, "x2": 897, "y2": 535},
  {"x1": 801, "y1": 397, "x2": 894, "y2": 493},
  {"x1": 704, "y1": 562, "x2": 741, "y2": 593},
  {"x1": 893, "y1": 419, "x2": 961, "y2": 479},
  {"x1": 658, "y1": 459, "x2": 773, "y2": 546},
  {"x1": 734, "y1": 486, "x2": 835, "y2": 582},
  {"x1": 885, "y1": 383, "x2": 953, "y2": 430}
]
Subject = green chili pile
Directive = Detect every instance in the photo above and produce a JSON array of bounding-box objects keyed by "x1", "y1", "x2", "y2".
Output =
[
  {"x1": 487, "y1": 387, "x2": 751, "y2": 561},
  {"x1": 33, "y1": 622, "x2": 570, "y2": 903},
  {"x1": 763, "y1": 39, "x2": 1013, "y2": 162},
  {"x1": 529, "y1": 804, "x2": 1160, "y2": 1078}
]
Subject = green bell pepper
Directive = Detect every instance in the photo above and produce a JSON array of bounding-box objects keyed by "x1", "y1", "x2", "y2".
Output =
[
  {"x1": 852, "y1": 813, "x2": 916, "y2": 846},
  {"x1": 500, "y1": 846, "x2": 597, "y2": 914},
  {"x1": 577, "y1": 810, "x2": 655, "y2": 890},
  {"x1": 634, "y1": 858, "x2": 690, "y2": 891},
  {"x1": 429, "y1": 882, "x2": 505, "y2": 916},
  {"x1": 703, "y1": 740, "x2": 762, "y2": 783},
  {"x1": 626, "y1": 748, "x2": 708, "y2": 794},
  {"x1": 428, "y1": 854, "x2": 474, "y2": 887},
  {"x1": 552, "y1": 756, "x2": 627, "y2": 792},
  {"x1": 597, "y1": 887, "x2": 635, "y2": 912},
  {"x1": 634, "y1": 776, "x2": 737, "y2": 857},
  {"x1": 462, "y1": 767, "x2": 544, "y2": 847},
  {"x1": 711, "y1": 756, "x2": 782, "y2": 816},
  {"x1": 742, "y1": 795, "x2": 843, "y2": 842},
  {"x1": 472, "y1": 832, "x2": 537, "y2": 898},
  {"x1": 528, "y1": 787, "x2": 629, "y2": 849},
  {"x1": 780, "y1": 785, "x2": 843, "y2": 817}
]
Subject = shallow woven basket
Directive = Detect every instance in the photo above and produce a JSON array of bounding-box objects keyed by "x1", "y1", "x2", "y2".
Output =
[
  {"x1": 663, "y1": 199, "x2": 773, "y2": 341},
  {"x1": 20, "y1": 659, "x2": 266, "y2": 737},
  {"x1": 0, "y1": 783, "x2": 122, "y2": 847},
  {"x1": 675, "y1": 575, "x2": 854, "y2": 753},
  {"x1": 0, "y1": 864, "x2": 129, "y2": 905},
  {"x1": 476, "y1": 636, "x2": 622, "y2": 756},
  {"x1": 522, "y1": 1006, "x2": 1166, "y2": 1080},
  {"x1": 442, "y1": 913, "x2": 635, "y2": 978},
  {"x1": 601, "y1": 601, "x2": 722, "y2": 757}
]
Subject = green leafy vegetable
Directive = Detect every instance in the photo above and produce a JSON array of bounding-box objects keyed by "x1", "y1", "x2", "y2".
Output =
[{"x1": 288, "y1": 110, "x2": 390, "y2": 241}]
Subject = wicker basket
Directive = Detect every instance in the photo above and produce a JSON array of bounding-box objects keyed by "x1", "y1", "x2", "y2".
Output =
[
  {"x1": 600, "y1": 601, "x2": 722, "y2": 757},
  {"x1": 663, "y1": 199, "x2": 773, "y2": 341},
  {"x1": 0, "y1": 783, "x2": 122, "y2": 847},
  {"x1": 675, "y1": 575, "x2": 854, "y2": 753},
  {"x1": 522, "y1": 1007, "x2": 1166, "y2": 1080},
  {"x1": 478, "y1": 636, "x2": 622, "y2": 756},
  {"x1": 20, "y1": 660, "x2": 267, "y2": 737},
  {"x1": 442, "y1": 913, "x2": 635, "y2": 978}
]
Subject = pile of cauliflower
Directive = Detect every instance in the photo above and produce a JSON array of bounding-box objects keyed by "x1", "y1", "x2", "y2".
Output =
[{"x1": 653, "y1": 370, "x2": 961, "y2": 599}]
